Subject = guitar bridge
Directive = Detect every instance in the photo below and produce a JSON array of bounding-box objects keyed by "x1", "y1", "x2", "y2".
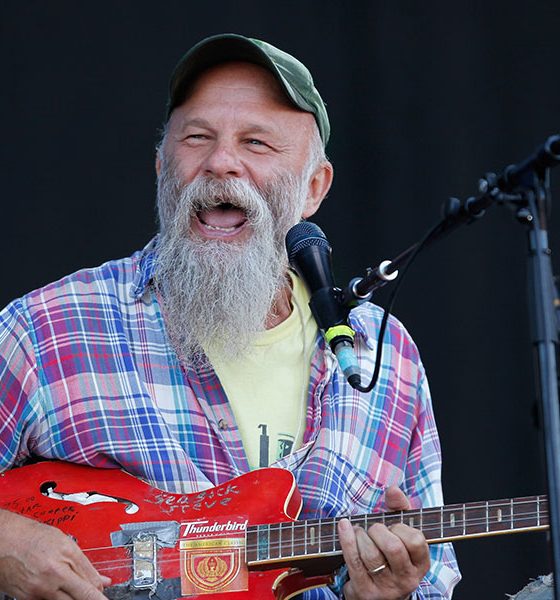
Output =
[{"x1": 132, "y1": 534, "x2": 158, "y2": 589}]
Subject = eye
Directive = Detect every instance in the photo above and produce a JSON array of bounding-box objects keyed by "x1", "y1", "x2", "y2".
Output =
[
  {"x1": 184, "y1": 133, "x2": 210, "y2": 146},
  {"x1": 245, "y1": 138, "x2": 271, "y2": 153}
]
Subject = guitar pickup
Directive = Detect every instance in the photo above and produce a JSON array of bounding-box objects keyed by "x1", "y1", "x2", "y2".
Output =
[{"x1": 132, "y1": 534, "x2": 158, "y2": 589}]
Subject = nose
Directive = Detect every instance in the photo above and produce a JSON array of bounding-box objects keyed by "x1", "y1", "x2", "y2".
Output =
[{"x1": 202, "y1": 139, "x2": 244, "y2": 179}]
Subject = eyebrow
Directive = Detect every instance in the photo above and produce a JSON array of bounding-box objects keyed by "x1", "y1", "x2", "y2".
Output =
[
  {"x1": 178, "y1": 117, "x2": 277, "y2": 137},
  {"x1": 177, "y1": 117, "x2": 213, "y2": 131}
]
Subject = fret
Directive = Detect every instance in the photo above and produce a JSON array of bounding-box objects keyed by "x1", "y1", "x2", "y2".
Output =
[
  {"x1": 513, "y1": 497, "x2": 538, "y2": 530},
  {"x1": 361, "y1": 512, "x2": 369, "y2": 528},
  {"x1": 332, "y1": 518, "x2": 337, "y2": 552},
  {"x1": 486, "y1": 501, "x2": 489, "y2": 533},
  {"x1": 292, "y1": 521, "x2": 306, "y2": 558},
  {"x1": 488, "y1": 499, "x2": 512, "y2": 533},
  {"x1": 440, "y1": 506, "x2": 443, "y2": 538},
  {"x1": 542, "y1": 496, "x2": 550, "y2": 526},
  {"x1": 257, "y1": 524, "x2": 269, "y2": 561},
  {"x1": 440, "y1": 503, "x2": 467, "y2": 540},
  {"x1": 462, "y1": 504, "x2": 466, "y2": 537},
  {"x1": 537, "y1": 497, "x2": 541, "y2": 527},
  {"x1": 510, "y1": 498, "x2": 514, "y2": 531},
  {"x1": 383, "y1": 510, "x2": 404, "y2": 530}
]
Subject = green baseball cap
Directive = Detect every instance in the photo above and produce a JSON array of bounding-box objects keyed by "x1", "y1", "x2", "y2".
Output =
[{"x1": 166, "y1": 33, "x2": 330, "y2": 147}]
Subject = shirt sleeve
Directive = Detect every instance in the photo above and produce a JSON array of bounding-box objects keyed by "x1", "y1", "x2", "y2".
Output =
[
  {"x1": 296, "y1": 356, "x2": 461, "y2": 600},
  {"x1": 299, "y1": 587, "x2": 339, "y2": 599},
  {"x1": 403, "y1": 365, "x2": 461, "y2": 598},
  {"x1": 0, "y1": 298, "x2": 41, "y2": 471},
  {"x1": 350, "y1": 306, "x2": 461, "y2": 598}
]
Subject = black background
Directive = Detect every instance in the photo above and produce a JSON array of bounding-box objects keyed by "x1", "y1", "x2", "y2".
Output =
[{"x1": 2, "y1": 2, "x2": 559, "y2": 597}]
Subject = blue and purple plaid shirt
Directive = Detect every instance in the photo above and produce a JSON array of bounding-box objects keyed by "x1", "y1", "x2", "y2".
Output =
[{"x1": 0, "y1": 238, "x2": 460, "y2": 598}]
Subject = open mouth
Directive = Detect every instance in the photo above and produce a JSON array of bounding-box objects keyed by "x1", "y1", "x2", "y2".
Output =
[{"x1": 194, "y1": 202, "x2": 249, "y2": 238}]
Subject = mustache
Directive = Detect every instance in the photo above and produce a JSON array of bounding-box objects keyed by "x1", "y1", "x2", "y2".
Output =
[
  {"x1": 177, "y1": 176, "x2": 270, "y2": 222},
  {"x1": 156, "y1": 156, "x2": 306, "y2": 250}
]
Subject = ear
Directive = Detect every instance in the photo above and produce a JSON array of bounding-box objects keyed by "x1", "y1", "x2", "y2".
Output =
[
  {"x1": 155, "y1": 153, "x2": 162, "y2": 177},
  {"x1": 302, "y1": 161, "x2": 334, "y2": 219}
]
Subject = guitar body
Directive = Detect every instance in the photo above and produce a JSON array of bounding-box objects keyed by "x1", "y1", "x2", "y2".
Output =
[
  {"x1": 0, "y1": 462, "x2": 332, "y2": 599},
  {"x1": 0, "y1": 462, "x2": 548, "y2": 598}
]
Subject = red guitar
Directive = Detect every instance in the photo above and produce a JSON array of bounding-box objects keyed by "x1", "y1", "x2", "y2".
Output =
[{"x1": 0, "y1": 462, "x2": 549, "y2": 599}]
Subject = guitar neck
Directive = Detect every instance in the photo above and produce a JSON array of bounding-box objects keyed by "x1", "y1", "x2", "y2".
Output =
[{"x1": 246, "y1": 495, "x2": 549, "y2": 567}]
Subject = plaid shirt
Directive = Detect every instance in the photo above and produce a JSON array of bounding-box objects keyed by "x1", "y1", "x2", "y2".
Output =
[{"x1": 0, "y1": 238, "x2": 460, "y2": 598}]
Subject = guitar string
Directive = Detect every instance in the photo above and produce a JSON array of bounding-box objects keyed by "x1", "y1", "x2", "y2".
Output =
[
  {"x1": 88, "y1": 503, "x2": 552, "y2": 577},
  {"x1": 76, "y1": 500, "x2": 548, "y2": 572},
  {"x1": 79, "y1": 496, "x2": 549, "y2": 557}
]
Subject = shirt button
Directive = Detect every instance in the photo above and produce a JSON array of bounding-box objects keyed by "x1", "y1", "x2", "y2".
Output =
[{"x1": 218, "y1": 419, "x2": 229, "y2": 430}]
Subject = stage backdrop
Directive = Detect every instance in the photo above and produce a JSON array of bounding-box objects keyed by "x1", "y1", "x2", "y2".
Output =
[{"x1": 2, "y1": 2, "x2": 559, "y2": 597}]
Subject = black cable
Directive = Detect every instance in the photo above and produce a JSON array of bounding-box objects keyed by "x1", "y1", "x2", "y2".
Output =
[{"x1": 353, "y1": 220, "x2": 444, "y2": 393}]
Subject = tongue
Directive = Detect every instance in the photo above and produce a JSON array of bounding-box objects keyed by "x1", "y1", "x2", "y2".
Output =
[{"x1": 198, "y1": 207, "x2": 247, "y2": 229}]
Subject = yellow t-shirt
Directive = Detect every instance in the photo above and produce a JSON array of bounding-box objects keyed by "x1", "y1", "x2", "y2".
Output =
[{"x1": 207, "y1": 272, "x2": 317, "y2": 470}]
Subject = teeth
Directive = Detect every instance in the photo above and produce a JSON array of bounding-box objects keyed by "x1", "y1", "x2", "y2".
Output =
[{"x1": 201, "y1": 222, "x2": 237, "y2": 232}]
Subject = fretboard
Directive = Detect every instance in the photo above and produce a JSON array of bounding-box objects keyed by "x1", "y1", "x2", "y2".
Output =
[{"x1": 246, "y1": 495, "x2": 549, "y2": 567}]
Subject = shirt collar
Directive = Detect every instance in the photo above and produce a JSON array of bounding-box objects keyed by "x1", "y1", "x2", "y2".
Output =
[
  {"x1": 130, "y1": 236, "x2": 159, "y2": 299},
  {"x1": 348, "y1": 304, "x2": 378, "y2": 351}
]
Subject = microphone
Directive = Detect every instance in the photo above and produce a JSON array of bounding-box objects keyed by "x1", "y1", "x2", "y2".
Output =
[
  {"x1": 285, "y1": 221, "x2": 361, "y2": 388},
  {"x1": 498, "y1": 134, "x2": 560, "y2": 192}
]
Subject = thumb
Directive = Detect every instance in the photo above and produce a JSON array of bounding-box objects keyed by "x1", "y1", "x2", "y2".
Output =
[{"x1": 383, "y1": 485, "x2": 411, "y2": 511}]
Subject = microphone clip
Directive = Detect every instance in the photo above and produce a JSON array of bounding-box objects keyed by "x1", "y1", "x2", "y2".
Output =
[
  {"x1": 308, "y1": 285, "x2": 362, "y2": 388},
  {"x1": 324, "y1": 323, "x2": 362, "y2": 388}
]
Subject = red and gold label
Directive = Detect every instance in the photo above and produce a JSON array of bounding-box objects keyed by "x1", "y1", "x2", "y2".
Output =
[{"x1": 179, "y1": 516, "x2": 248, "y2": 596}]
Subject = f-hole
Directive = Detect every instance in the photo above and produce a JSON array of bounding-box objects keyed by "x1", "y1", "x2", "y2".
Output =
[{"x1": 40, "y1": 480, "x2": 139, "y2": 514}]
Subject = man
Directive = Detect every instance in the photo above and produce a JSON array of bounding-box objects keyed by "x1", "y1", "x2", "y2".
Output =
[{"x1": 0, "y1": 34, "x2": 460, "y2": 599}]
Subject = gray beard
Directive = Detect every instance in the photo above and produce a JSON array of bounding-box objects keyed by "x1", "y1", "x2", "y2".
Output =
[{"x1": 154, "y1": 163, "x2": 307, "y2": 366}]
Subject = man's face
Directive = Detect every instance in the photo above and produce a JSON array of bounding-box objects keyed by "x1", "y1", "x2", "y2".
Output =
[
  {"x1": 157, "y1": 61, "x2": 325, "y2": 244},
  {"x1": 153, "y1": 61, "x2": 332, "y2": 363}
]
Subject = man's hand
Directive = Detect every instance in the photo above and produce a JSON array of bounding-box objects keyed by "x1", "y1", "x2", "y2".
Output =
[
  {"x1": 337, "y1": 486, "x2": 430, "y2": 600},
  {"x1": 0, "y1": 509, "x2": 111, "y2": 600}
]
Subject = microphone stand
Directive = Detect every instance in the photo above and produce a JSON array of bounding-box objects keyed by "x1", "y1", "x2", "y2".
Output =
[
  {"x1": 342, "y1": 135, "x2": 560, "y2": 597},
  {"x1": 521, "y1": 173, "x2": 560, "y2": 600}
]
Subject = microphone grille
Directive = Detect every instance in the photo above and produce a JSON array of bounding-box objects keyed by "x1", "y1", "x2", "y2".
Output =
[
  {"x1": 544, "y1": 134, "x2": 560, "y2": 164},
  {"x1": 285, "y1": 222, "x2": 330, "y2": 263}
]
